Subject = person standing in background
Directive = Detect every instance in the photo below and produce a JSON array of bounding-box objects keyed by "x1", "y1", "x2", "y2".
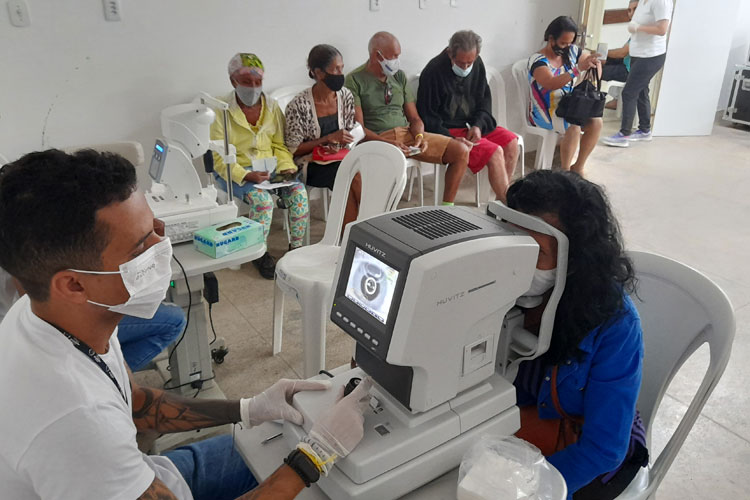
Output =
[{"x1": 603, "y1": 0, "x2": 673, "y2": 147}]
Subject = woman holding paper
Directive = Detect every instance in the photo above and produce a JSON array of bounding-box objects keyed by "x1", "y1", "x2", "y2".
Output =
[
  {"x1": 211, "y1": 53, "x2": 310, "y2": 280},
  {"x1": 285, "y1": 44, "x2": 363, "y2": 227}
]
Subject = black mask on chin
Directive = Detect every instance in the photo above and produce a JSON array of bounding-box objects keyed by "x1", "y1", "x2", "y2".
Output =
[{"x1": 323, "y1": 73, "x2": 345, "y2": 92}]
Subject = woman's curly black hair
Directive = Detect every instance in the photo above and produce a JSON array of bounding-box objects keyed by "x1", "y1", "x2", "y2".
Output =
[{"x1": 506, "y1": 170, "x2": 637, "y2": 364}]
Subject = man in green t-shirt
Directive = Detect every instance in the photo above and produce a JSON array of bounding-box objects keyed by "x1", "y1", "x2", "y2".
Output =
[{"x1": 345, "y1": 31, "x2": 470, "y2": 205}]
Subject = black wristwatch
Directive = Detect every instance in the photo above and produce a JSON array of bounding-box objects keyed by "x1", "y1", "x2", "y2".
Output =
[{"x1": 284, "y1": 448, "x2": 321, "y2": 487}]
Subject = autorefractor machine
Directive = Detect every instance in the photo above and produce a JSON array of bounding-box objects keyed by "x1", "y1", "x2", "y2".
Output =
[
  {"x1": 145, "y1": 93, "x2": 238, "y2": 243},
  {"x1": 283, "y1": 203, "x2": 569, "y2": 499}
]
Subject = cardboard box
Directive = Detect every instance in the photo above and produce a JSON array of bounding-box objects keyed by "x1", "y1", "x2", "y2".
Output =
[{"x1": 193, "y1": 216, "x2": 264, "y2": 259}]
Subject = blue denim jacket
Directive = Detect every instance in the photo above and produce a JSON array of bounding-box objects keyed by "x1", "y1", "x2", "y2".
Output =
[{"x1": 516, "y1": 295, "x2": 644, "y2": 497}]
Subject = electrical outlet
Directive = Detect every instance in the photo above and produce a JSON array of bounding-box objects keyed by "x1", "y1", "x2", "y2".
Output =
[
  {"x1": 419, "y1": 0, "x2": 427, "y2": 9},
  {"x1": 7, "y1": 0, "x2": 31, "y2": 27},
  {"x1": 369, "y1": 0, "x2": 380, "y2": 12},
  {"x1": 102, "y1": 0, "x2": 121, "y2": 21}
]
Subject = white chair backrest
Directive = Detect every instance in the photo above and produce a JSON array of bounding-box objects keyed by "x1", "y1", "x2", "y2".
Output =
[
  {"x1": 484, "y1": 65, "x2": 509, "y2": 128},
  {"x1": 408, "y1": 73, "x2": 420, "y2": 98},
  {"x1": 269, "y1": 85, "x2": 310, "y2": 114},
  {"x1": 627, "y1": 250, "x2": 735, "y2": 490},
  {"x1": 511, "y1": 59, "x2": 534, "y2": 130},
  {"x1": 324, "y1": 142, "x2": 407, "y2": 247}
]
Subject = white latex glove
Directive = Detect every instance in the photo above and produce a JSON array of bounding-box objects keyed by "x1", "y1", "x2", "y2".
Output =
[
  {"x1": 305, "y1": 377, "x2": 373, "y2": 463},
  {"x1": 240, "y1": 378, "x2": 331, "y2": 427},
  {"x1": 628, "y1": 22, "x2": 640, "y2": 34}
]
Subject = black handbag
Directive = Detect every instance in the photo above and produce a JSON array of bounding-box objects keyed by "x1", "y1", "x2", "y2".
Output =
[{"x1": 556, "y1": 69, "x2": 607, "y2": 126}]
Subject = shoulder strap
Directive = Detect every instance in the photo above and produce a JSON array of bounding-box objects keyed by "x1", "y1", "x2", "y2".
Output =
[{"x1": 550, "y1": 365, "x2": 584, "y2": 425}]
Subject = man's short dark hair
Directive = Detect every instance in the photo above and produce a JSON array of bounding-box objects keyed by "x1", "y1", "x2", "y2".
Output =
[
  {"x1": 449, "y1": 30, "x2": 482, "y2": 58},
  {"x1": 0, "y1": 149, "x2": 137, "y2": 301}
]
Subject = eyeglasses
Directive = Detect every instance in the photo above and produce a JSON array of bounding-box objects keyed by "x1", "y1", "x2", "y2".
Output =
[{"x1": 384, "y1": 83, "x2": 393, "y2": 105}]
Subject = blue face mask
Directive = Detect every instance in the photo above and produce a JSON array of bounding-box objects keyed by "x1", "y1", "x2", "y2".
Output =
[{"x1": 452, "y1": 63, "x2": 473, "y2": 78}]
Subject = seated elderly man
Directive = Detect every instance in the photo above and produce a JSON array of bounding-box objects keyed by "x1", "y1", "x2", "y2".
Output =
[
  {"x1": 0, "y1": 149, "x2": 370, "y2": 500},
  {"x1": 211, "y1": 53, "x2": 310, "y2": 280},
  {"x1": 345, "y1": 31, "x2": 470, "y2": 206},
  {"x1": 417, "y1": 30, "x2": 519, "y2": 203}
]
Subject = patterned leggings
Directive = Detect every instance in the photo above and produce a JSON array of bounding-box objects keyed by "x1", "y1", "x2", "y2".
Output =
[{"x1": 245, "y1": 184, "x2": 309, "y2": 249}]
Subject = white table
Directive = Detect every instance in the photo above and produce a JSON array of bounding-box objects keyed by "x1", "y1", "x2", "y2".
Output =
[
  {"x1": 234, "y1": 421, "x2": 567, "y2": 500},
  {"x1": 163, "y1": 241, "x2": 265, "y2": 395}
]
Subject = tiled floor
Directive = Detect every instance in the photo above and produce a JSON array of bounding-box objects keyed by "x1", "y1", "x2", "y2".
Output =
[{"x1": 138, "y1": 116, "x2": 750, "y2": 498}]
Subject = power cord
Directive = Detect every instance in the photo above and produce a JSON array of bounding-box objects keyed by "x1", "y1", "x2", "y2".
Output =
[
  {"x1": 208, "y1": 303, "x2": 218, "y2": 345},
  {"x1": 164, "y1": 254, "x2": 191, "y2": 391}
]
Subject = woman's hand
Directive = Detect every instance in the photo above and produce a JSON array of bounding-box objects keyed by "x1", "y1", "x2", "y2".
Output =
[
  {"x1": 244, "y1": 171, "x2": 271, "y2": 184},
  {"x1": 577, "y1": 53, "x2": 598, "y2": 72},
  {"x1": 326, "y1": 129, "x2": 354, "y2": 145}
]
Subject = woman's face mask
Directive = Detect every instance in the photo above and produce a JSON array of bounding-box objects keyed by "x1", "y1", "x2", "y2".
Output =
[
  {"x1": 524, "y1": 267, "x2": 557, "y2": 297},
  {"x1": 70, "y1": 238, "x2": 173, "y2": 319},
  {"x1": 552, "y1": 43, "x2": 569, "y2": 57},
  {"x1": 323, "y1": 72, "x2": 345, "y2": 92},
  {"x1": 235, "y1": 85, "x2": 263, "y2": 106}
]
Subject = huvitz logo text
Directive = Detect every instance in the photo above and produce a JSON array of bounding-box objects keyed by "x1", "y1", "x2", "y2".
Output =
[
  {"x1": 365, "y1": 243, "x2": 385, "y2": 257},
  {"x1": 437, "y1": 291, "x2": 465, "y2": 307}
]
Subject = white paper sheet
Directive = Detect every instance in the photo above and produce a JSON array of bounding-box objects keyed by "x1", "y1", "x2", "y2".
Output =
[
  {"x1": 254, "y1": 180, "x2": 297, "y2": 190},
  {"x1": 347, "y1": 123, "x2": 365, "y2": 148}
]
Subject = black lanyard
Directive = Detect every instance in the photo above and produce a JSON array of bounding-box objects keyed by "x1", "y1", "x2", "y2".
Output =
[{"x1": 51, "y1": 323, "x2": 128, "y2": 405}]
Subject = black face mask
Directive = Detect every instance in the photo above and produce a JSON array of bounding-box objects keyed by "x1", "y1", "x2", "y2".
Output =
[
  {"x1": 323, "y1": 73, "x2": 345, "y2": 92},
  {"x1": 552, "y1": 44, "x2": 569, "y2": 57}
]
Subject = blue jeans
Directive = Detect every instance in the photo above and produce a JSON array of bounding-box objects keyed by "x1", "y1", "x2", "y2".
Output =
[
  {"x1": 164, "y1": 434, "x2": 258, "y2": 500},
  {"x1": 118, "y1": 303, "x2": 186, "y2": 371}
]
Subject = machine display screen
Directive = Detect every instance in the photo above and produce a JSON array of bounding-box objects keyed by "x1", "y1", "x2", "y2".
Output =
[{"x1": 345, "y1": 247, "x2": 399, "y2": 324}]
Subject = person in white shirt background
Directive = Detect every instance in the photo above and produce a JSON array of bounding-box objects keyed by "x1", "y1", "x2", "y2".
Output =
[
  {"x1": 0, "y1": 149, "x2": 370, "y2": 500},
  {"x1": 603, "y1": 0, "x2": 673, "y2": 147}
]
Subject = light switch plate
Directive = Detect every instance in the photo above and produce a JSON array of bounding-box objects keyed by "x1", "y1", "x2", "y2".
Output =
[
  {"x1": 369, "y1": 0, "x2": 380, "y2": 12},
  {"x1": 7, "y1": 0, "x2": 31, "y2": 27},
  {"x1": 419, "y1": 0, "x2": 427, "y2": 9}
]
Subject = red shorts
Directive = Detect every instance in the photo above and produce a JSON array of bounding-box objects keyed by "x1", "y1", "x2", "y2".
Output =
[{"x1": 449, "y1": 127, "x2": 517, "y2": 174}]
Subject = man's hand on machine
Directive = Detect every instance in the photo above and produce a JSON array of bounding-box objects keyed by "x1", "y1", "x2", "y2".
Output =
[
  {"x1": 239, "y1": 379, "x2": 332, "y2": 427},
  {"x1": 297, "y1": 377, "x2": 373, "y2": 475}
]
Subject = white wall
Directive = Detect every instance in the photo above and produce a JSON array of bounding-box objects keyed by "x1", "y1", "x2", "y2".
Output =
[
  {"x1": 654, "y1": 0, "x2": 740, "y2": 136},
  {"x1": 718, "y1": 0, "x2": 750, "y2": 110},
  {"x1": 0, "y1": 0, "x2": 578, "y2": 172}
]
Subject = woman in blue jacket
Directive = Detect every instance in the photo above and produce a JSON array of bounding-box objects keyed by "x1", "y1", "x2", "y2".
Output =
[{"x1": 508, "y1": 170, "x2": 648, "y2": 499}]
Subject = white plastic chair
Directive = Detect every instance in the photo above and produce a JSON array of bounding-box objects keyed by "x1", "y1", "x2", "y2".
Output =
[
  {"x1": 272, "y1": 142, "x2": 407, "y2": 377},
  {"x1": 270, "y1": 84, "x2": 330, "y2": 222},
  {"x1": 511, "y1": 59, "x2": 559, "y2": 171},
  {"x1": 474, "y1": 65, "x2": 527, "y2": 206},
  {"x1": 616, "y1": 251, "x2": 735, "y2": 499},
  {"x1": 606, "y1": 81, "x2": 626, "y2": 118}
]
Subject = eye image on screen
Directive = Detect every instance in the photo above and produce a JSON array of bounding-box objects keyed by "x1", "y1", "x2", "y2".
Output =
[{"x1": 345, "y1": 247, "x2": 399, "y2": 324}]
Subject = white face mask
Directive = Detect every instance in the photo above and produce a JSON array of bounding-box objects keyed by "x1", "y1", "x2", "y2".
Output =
[
  {"x1": 377, "y1": 51, "x2": 400, "y2": 77},
  {"x1": 524, "y1": 268, "x2": 557, "y2": 297},
  {"x1": 452, "y1": 63, "x2": 473, "y2": 78},
  {"x1": 70, "y1": 238, "x2": 173, "y2": 319},
  {"x1": 235, "y1": 85, "x2": 262, "y2": 106}
]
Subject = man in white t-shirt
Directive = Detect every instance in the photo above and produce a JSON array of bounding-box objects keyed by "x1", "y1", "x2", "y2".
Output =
[
  {"x1": 0, "y1": 149, "x2": 371, "y2": 500},
  {"x1": 603, "y1": 0, "x2": 673, "y2": 147}
]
